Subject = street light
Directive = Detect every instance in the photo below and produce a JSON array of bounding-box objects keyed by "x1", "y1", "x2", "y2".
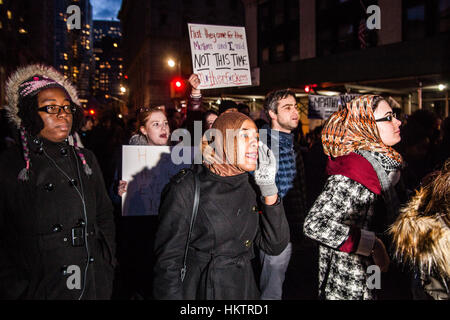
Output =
[
  {"x1": 120, "y1": 86, "x2": 126, "y2": 94},
  {"x1": 167, "y1": 59, "x2": 176, "y2": 68}
]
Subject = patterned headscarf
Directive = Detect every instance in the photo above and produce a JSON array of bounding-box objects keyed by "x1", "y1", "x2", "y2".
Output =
[{"x1": 322, "y1": 95, "x2": 403, "y2": 164}]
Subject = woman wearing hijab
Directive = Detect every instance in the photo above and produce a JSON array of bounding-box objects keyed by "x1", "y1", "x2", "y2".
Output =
[
  {"x1": 303, "y1": 95, "x2": 403, "y2": 300},
  {"x1": 153, "y1": 112, "x2": 290, "y2": 300}
]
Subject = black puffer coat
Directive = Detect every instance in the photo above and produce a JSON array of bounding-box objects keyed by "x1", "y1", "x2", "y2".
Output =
[
  {"x1": 153, "y1": 165, "x2": 290, "y2": 300},
  {"x1": 0, "y1": 137, "x2": 115, "y2": 299}
]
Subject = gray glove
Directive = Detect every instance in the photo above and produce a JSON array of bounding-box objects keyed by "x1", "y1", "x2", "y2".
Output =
[{"x1": 254, "y1": 142, "x2": 278, "y2": 197}]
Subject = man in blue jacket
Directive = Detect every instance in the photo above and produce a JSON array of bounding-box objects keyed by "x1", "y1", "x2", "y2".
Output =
[{"x1": 259, "y1": 89, "x2": 307, "y2": 300}]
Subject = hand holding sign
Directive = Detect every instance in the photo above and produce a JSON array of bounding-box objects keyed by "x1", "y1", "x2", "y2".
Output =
[
  {"x1": 118, "y1": 180, "x2": 127, "y2": 197},
  {"x1": 188, "y1": 23, "x2": 252, "y2": 89},
  {"x1": 188, "y1": 74, "x2": 201, "y2": 96}
]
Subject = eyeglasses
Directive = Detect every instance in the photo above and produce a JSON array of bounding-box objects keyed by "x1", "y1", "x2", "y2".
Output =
[
  {"x1": 375, "y1": 113, "x2": 397, "y2": 122},
  {"x1": 38, "y1": 104, "x2": 77, "y2": 114}
]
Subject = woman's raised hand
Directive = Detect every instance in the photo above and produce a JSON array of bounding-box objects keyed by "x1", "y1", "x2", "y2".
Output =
[
  {"x1": 188, "y1": 74, "x2": 201, "y2": 96},
  {"x1": 254, "y1": 142, "x2": 278, "y2": 198}
]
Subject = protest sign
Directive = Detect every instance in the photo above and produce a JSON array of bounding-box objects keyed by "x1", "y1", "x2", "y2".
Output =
[
  {"x1": 121, "y1": 146, "x2": 190, "y2": 216},
  {"x1": 308, "y1": 94, "x2": 361, "y2": 120},
  {"x1": 188, "y1": 23, "x2": 252, "y2": 89}
]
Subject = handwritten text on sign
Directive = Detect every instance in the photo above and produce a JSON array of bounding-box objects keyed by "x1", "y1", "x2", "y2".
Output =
[{"x1": 188, "y1": 23, "x2": 252, "y2": 89}]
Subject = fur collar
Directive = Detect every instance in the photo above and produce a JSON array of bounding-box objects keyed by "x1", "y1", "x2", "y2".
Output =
[
  {"x1": 5, "y1": 64, "x2": 80, "y2": 128},
  {"x1": 389, "y1": 188, "x2": 450, "y2": 279}
]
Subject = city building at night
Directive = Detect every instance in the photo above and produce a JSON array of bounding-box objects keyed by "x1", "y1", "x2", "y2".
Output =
[
  {"x1": 119, "y1": 0, "x2": 245, "y2": 110},
  {"x1": 92, "y1": 19, "x2": 126, "y2": 116},
  {"x1": 65, "y1": 0, "x2": 95, "y2": 108},
  {"x1": 117, "y1": 0, "x2": 449, "y2": 129},
  {"x1": 0, "y1": 0, "x2": 95, "y2": 109},
  {"x1": 239, "y1": 0, "x2": 449, "y2": 128},
  {"x1": 92, "y1": 20, "x2": 123, "y2": 98},
  {"x1": 0, "y1": 0, "x2": 53, "y2": 106}
]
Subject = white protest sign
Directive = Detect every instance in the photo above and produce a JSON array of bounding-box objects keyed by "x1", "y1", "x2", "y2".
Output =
[
  {"x1": 121, "y1": 146, "x2": 189, "y2": 216},
  {"x1": 188, "y1": 23, "x2": 252, "y2": 89}
]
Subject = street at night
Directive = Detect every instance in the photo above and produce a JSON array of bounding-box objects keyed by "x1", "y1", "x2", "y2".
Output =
[{"x1": 0, "y1": 0, "x2": 448, "y2": 310}]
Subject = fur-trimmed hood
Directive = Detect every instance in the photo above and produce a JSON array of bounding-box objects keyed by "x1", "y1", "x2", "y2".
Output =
[
  {"x1": 4, "y1": 64, "x2": 80, "y2": 128},
  {"x1": 389, "y1": 188, "x2": 450, "y2": 279}
]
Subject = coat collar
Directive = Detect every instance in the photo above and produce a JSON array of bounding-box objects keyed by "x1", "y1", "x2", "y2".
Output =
[{"x1": 263, "y1": 125, "x2": 293, "y2": 149}]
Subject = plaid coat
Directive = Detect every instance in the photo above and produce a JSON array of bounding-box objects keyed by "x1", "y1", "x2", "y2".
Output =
[{"x1": 304, "y1": 174, "x2": 377, "y2": 300}]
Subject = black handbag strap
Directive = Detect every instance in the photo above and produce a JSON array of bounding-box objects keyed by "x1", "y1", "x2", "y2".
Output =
[{"x1": 180, "y1": 171, "x2": 200, "y2": 282}]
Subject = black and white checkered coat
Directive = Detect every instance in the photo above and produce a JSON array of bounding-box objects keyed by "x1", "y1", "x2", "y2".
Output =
[{"x1": 304, "y1": 174, "x2": 377, "y2": 300}]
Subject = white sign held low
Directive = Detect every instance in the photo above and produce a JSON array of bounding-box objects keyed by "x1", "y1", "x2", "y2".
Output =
[{"x1": 121, "y1": 146, "x2": 189, "y2": 216}]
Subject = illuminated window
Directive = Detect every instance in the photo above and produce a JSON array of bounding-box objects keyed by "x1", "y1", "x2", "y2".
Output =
[{"x1": 7, "y1": 10, "x2": 12, "y2": 19}]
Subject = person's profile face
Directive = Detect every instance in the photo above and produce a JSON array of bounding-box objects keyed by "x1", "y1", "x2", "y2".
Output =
[
  {"x1": 271, "y1": 95, "x2": 299, "y2": 132},
  {"x1": 373, "y1": 101, "x2": 402, "y2": 146}
]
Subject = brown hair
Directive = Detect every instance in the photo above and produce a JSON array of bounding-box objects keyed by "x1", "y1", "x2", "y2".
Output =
[
  {"x1": 420, "y1": 159, "x2": 450, "y2": 219},
  {"x1": 135, "y1": 106, "x2": 166, "y2": 134}
]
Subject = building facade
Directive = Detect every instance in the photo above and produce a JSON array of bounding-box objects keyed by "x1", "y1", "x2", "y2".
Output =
[
  {"x1": 0, "y1": 0, "x2": 54, "y2": 106},
  {"x1": 119, "y1": 0, "x2": 245, "y2": 109},
  {"x1": 0, "y1": 0, "x2": 95, "y2": 109},
  {"x1": 239, "y1": 0, "x2": 449, "y2": 120},
  {"x1": 92, "y1": 20, "x2": 123, "y2": 97}
]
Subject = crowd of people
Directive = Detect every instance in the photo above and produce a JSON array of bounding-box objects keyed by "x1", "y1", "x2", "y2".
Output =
[{"x1": 0, "y1": 64, "x2": 448, "y2": 300}]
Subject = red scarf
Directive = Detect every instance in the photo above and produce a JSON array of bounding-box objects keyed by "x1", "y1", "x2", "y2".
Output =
[{"x1": 326, "y1": 152, "x2": 381, "y2": 195}]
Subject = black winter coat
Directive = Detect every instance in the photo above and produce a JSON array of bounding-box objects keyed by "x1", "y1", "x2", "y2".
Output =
[
  {"x1": 153, "y1": 165, "x2": 290, "y2": 300},
  {"x1": 0, "y1": 137, "x2": 116, "y2": 299}
]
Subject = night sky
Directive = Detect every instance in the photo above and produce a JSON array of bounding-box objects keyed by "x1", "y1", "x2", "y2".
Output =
[{"x1": 91, "y1": 0, "x2": 122, "y2": 21}]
